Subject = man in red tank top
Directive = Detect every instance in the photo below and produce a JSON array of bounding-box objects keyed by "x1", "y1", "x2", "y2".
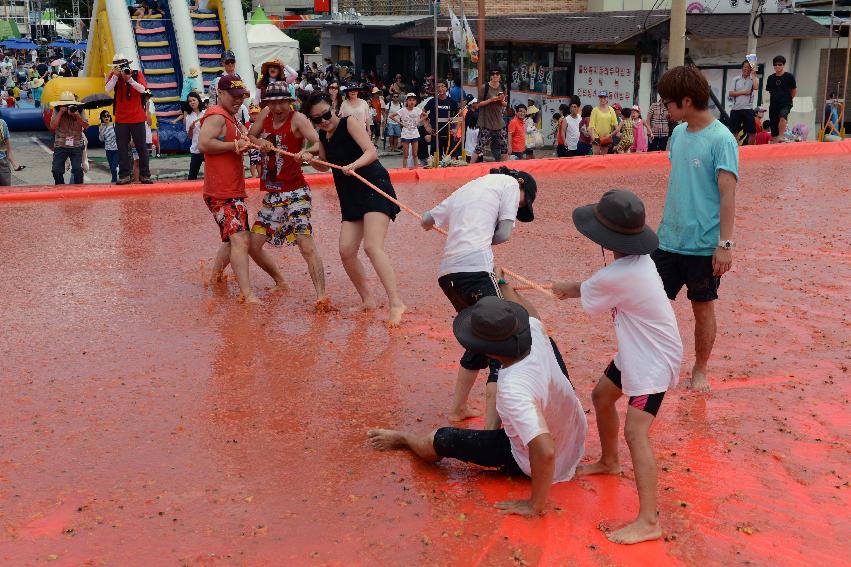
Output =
[
  {"x1": 247, "y1": 82, "x2": 330, "y2": 308},
  {"x1": 197, "y1": 74, "x2": 265, "y2": 304}
]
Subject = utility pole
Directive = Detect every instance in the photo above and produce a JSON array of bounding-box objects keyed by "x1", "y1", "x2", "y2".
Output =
[
  {"x1": 746, "y1": 0, "x2": 761, "y2": 57},
  {"x1": 477, "y1": 0, "x2": 484, "y2": 90},
  {"x1": 669, "y1": 0, "x2": 686, "y2": 67}
]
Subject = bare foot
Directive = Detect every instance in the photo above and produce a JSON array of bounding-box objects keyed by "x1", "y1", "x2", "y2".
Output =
[
  {"x1": 367, "y1": 429, "x2": 407, "y2": 451},
  {"x1": 448, "y1": 406, "x2": 482, "y2": 422},
  {"x1": 688, "y1": 367, "x2": 711, "y2": 393},
  {"x1": 387, "y1": 304, "x2": 407, "y2": 328},
  {"x1": 267, "y1": 282, "x2": 289, "y2": 294},
  {"x1": 238, "y1": 293, "x2": 262, "y2": 305},
  {"x1": 576, "y1": 460, "x2": 622, "y2": 476},
  {"x1": 605, "y1": 517, "x2": 663, "y2": 545},
  {"x1": 314, "y1": 296, "x2": 337, "y2": 312}
]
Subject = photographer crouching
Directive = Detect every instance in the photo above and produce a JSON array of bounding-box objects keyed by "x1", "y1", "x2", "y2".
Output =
[
  {"x1": 105, "y1": 53, "x2": 152, "y2": 184},
  {"x1": 49, "y1": 91, "x2": 88, "y2": 185}
]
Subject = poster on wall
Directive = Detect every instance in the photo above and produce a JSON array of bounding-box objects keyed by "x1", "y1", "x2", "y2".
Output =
[
  {"x1": 573, "y1": 53, "x2": 635, "y2": 106},
  {"x1": 700, "y1": 68, "x2": 725, "y2": 118}
]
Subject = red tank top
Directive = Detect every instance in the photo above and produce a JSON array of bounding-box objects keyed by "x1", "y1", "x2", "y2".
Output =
[
  {"x1": 201, "y1": 106, "x2": 246, "y2": 200},
  {"x1": 557, "y1": 117, "x2": 565, "y2": 146},
  {"x1": 260, "y1": 112, "x2": 307, "y2": 192}
]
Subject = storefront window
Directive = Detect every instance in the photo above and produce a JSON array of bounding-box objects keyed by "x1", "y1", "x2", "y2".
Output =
[{"x1": 510, "y1": 45, "x2": 555, "y2": 95}]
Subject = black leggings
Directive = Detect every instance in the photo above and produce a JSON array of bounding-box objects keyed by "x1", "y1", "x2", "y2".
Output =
[
  {"x1": 433, "y1": 427, "x2": 523, "y2": 473},
  {"x1": 188, "y1": 152, "x2": 204, "y2": 180}
]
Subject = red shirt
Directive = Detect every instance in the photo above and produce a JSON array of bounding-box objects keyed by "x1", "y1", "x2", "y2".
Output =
[
  {"x1": 201, "y1": 106, "x2": 246, "y2": 200},
  {"x1": 259, "y1": 112, "x2": 307, "y2": 192},
  {"x1": 114, "y1": 71, "x2": 148, "y2": 124},
  {"x1": 508, "y1": 116, "x2": 525, "y2": 153}
]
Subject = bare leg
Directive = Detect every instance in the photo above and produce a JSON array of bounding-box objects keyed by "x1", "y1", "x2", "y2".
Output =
[
  {"x1": 210, "y1": 242, "x2": 230, "y2": 283},
  {"x1": 228, "y1": 231, "x2": 260, "y2": 303},
  {"x1": 448, "y1": 366, "x2": 482, "y2": 422},
  {"x1": 484, "y1": 381, "x2": 500, "y2": 430},
  {"x1": 411, "y1": 142, "x2": 419, "y2": 169},
  {"x1": 607, "y1": 406, "x2": 662, "y2": 545},
  {"x1": 248, "y1": 232, "x2": 288, "y2": 291},
  {"x1": 577, "y1": 376, "x2": 623, "y2": 475},
  {"x1": 295, "y1": 234, "x2": 328, "y2": 305},
  {"x1": 778, "y1": 116, "x2": 788, "y2": 140},
  {"x1": 367, "y1": 428, "x2": 440, "y2": 463},
  {"x1": 362, "y1": 212, "x2": 406, "y2": 327},
  {"x1": 339, "y1": 220, "x2": 377, "y2": 310},
  {"x1": 690, "y1": 300, "x2": 716, "y2": 392}
]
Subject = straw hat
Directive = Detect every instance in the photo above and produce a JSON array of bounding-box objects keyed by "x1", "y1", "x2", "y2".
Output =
[
  {"x1": 111, "y1": 52, "x2": 132, "y2": 66},
  {"x1": 31, "y1": 77, "x2": 44, "y2": 88},
  {"x1": 371, "y1": 87, "x2": 380, "y2": 95},
  {"x1": 260, "y1": 59, "x2": 284, "y2": 77},
  {"x1": 49, "y1": 91, "x2": 77, "y2": 108},
  {"x1": 188, "y1": 67, "x2": 200, "y2": 78}
]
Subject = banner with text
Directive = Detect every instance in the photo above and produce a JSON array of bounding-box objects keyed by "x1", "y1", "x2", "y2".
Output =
[{"x1": 573, "y1": 53, "x2": 636, "y2": 106}]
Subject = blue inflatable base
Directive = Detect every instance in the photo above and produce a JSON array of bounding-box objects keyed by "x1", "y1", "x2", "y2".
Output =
[{"x1": 1, "y1": 108, "x2": 48, "y2": 131}]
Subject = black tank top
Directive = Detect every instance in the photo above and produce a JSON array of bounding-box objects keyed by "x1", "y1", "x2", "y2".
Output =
[{"x1": 320, "y1": 116, "x2": 387, "y2": 185}]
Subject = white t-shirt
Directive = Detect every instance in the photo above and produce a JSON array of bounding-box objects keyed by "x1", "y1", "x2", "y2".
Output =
[
  {"x1": 428, "y1": 174, "x2": 519, "y2": 277},
  {"x1": 497, "y1": 318, "x2": 587, "y2": 482},
  {"x1": 339, "y1": 97, "x2": 371, "y2": 130},
  {"x1": 398, "y1": 106, "x2": 422, "y2": 139},
  {"x1": 387, "y1": 101, "x2": 402, "y2": 125},
  {"x1": 565, "y1": 115, "x2": 582, "y2": 150},
  {"x1": 185, "y1": 109, "x2": 205, "y2": 154},
  {"x1": 580, "y1": 254, "x2": 683, "y2": 395},
  {"x1": 145, "y1": 99, "x2": 155, "y2": 144}
]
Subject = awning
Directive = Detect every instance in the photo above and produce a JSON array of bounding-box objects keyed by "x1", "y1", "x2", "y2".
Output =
[
  {"x1": 290, "y1": 14, "x2": 430, "y2": 31},
  {"x1": 394, "y1": 11, "x2": 829, "y2": 44}
]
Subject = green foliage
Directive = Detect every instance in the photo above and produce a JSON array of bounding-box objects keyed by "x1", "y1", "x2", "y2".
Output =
[{"x1": 289, "y1": 29, "x2": 319, "y2": 57}]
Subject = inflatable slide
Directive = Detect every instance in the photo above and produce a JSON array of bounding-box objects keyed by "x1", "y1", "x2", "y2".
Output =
[{"x1": 41, "y1": 0, "x2": 255, "y2": 151}]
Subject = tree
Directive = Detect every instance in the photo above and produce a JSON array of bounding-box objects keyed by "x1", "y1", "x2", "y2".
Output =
[{"x1": 289, "y1": 29, "x2": 319, "y2": 58}]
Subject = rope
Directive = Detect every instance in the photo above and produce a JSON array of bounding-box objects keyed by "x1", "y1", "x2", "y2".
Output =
[{"x1": 243, "y1": 139, "x2": 555, "y2": 298}]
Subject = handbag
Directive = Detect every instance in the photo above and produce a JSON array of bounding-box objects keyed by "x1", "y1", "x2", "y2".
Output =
[
  {"x1": 598, "y1": 135, "x2": 613, "y2": 145},
  {"x1": 526, "y1": 130, "x2": 544, "y2": 149}
]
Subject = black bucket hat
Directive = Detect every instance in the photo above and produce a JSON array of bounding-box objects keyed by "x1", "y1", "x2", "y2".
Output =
[
  {"x1": 453, "y1": 296, "x2": 532, "y2": 359},
  {"x1": 490, "y1": 167, "x2": 537, "y2": 222},
  {"x1": 572, "y1": 189, "x2": 658, "y2": 255}
]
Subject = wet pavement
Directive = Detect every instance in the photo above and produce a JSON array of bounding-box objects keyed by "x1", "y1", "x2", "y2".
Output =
[{"x1": 1, "y1": 155, "x2": 850, "y2": 565}]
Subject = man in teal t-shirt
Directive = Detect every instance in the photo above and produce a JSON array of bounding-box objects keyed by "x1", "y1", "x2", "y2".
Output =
[{"x1": 651, "y1": 66, "x2": 739, "y2": 393}]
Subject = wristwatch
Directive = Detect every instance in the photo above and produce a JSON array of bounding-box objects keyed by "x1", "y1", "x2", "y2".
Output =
[{"x1": 718, "y1": 240, "x2": 735, "y2": 250}]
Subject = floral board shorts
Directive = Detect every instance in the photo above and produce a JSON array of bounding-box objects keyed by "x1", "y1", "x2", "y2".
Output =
[
  {"x1": 204, "y1": 196, "x2": 250, "y2": 242},
  {"x1": 251, "y1": 186, "x2": 313, "y2": 247},
  {"x1": 475, "y1": 127, "x2": 508, "y2": 158},
  {"x1": 248, "y1": 148, "x2": 261, "y2": 165}
]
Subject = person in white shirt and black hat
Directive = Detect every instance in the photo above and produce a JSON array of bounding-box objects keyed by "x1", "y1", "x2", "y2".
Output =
[
  {"x1": 420, "y1": 166, "x2": 537, "y2": 428},
  {"x1": 552, "y1": 189, "x2": 683, "y2": 545},
  {"x1": 368, "y1": 289, "x2": 586, "y2": 518}
]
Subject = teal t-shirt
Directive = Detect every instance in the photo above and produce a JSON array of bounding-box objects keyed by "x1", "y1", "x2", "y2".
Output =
[{"x1": 658, "y1": 120, "x2": 739, "y2": 256}]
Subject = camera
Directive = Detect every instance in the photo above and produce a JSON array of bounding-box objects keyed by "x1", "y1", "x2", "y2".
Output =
[
  {"x1": 121, "y1": 65, "x2": 132, "y2": 75},
  {"x1": 68, "y1": 105, "x2": 80, "y2": 113}
]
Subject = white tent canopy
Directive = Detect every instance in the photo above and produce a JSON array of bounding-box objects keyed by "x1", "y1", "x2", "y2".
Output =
[{"x1": 245, "y1": 24, "x2": 300, "y2": 73}]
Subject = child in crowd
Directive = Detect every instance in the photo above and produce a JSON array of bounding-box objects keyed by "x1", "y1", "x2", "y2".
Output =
[
  {"x1": 553, "y1": 189, "x2": 683, "y2": 545},
  {"x1": 391, "y1": 92, "x2": 422, "y2": 169},
  {"x1": 578, "y1": 105, "x2": 593, "y2": 156},
  {"x1": 755, "y1": 121, "x2": 771, "y2": 145},
  {"x1": 613, "y1": 107, "x2": 634, "y2": 153},
  {"x1": 629, "y1": 106, "x2": 650, "y2": 153},
  {"x1": 247, "y1": 104, "x2": 262, "y2": 178},
  {"x1": 98, "y1": 111, "x2": 119, "y2": 183},
  {"x1": 508, "y1": 104, "x2": 527, "y2": 160}
]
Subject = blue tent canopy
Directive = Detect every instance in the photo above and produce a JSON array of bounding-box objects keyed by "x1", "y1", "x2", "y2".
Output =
[
  {"x1": 48, "y1": 39, "x2": 74, "y2": 48},
  {"x1": 4, "y1": 39, "x2": 38, "y2": 49}
]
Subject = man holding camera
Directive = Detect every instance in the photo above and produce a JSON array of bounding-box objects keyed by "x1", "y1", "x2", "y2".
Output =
[
  {"x1": 105, "y1": 53, "x2": 151, "y2": 184},
  {"x1": 49, "y1": 91, "x2": 88, "y2": 185},
  {"x1": 472, "y1": 69, "x2": 508, "y2": 163}
]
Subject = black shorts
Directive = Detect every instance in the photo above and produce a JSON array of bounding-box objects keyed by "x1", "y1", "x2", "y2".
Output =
[
  {"x1": 651, "y1": 248, "x2": 720, "y2": 302},
  {"x1": 728, "y1": 109, "x2": 756, "y2": 135},
  {"x1": 433, "y1": 427, "x2": 523, "y2": 474},
  {"x1": 769, "y1": 105, "x2": 792, "y2": 137},
  {"x1": 438, "y1": 271, "x2": 503, "y2": 372},
  {"x1": 604, "y1": 361, "x2": 665, "y2": 417}
]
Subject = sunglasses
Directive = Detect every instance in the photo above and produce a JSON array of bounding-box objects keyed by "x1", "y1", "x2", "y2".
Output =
[
  {"x1": 329, "y1": 86, "x2": 339, "y2": 89},
  {"x1": 310, "y1": 110, "x2": 333, "y2": 124}
]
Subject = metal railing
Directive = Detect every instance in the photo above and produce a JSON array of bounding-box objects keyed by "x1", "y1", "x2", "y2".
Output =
[{"x1": 337, "y1": 0, "x2": 432, "y2": 16}]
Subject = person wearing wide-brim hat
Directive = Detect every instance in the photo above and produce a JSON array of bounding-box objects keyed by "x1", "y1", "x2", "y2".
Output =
[
  {"x1": 257, "y1": 59, "x2": 285, "y2": 100},
  {"x1": 368, "y1": 291, "x2": 587, "y2": 518},
  {"x1": 245, "y1": 81, "x2": 329, "y2": 307},
  {"x1": 420, "y1": 165, "x2": 538, "y2": 427},
  {"x1": 338, "y1": 81, "x2": 371, "y2": 132},
  {"x1": 48, "y1": 91, "x2": 88, "y2": 185},
  {"x1": 552, "y1": 188, "x2": 683, "y2": 545}
]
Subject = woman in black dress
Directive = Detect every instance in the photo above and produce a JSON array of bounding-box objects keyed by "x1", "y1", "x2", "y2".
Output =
[{"x1": 302, "y1": 93, "x2": 406, "y2": 327}]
